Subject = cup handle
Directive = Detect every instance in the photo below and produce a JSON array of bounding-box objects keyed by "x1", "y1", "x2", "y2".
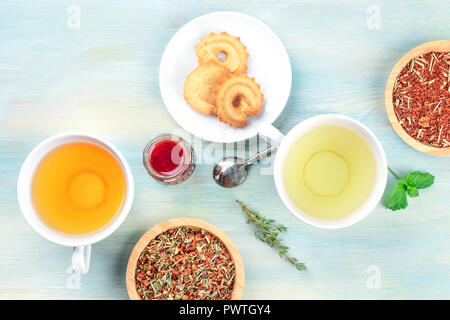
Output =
[
  {"x1": 257, "y1": 124, "x2": 285, "y2": 146},
  {"x1": 72, "y1": 244, "x2": 91, "y2": 274}
]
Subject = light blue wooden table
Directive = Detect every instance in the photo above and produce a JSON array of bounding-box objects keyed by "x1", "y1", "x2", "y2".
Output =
[{"x1": 1, "y1": 0, "x2": 449, "y2": 299}]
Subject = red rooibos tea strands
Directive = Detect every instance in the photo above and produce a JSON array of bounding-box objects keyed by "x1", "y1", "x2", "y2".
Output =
[
  {"x1": 392, "y1": 51, "x2": 450, "y2": 148},
  {"x1": 135, "y1": 227, "x2": 235, "y2": 300}
]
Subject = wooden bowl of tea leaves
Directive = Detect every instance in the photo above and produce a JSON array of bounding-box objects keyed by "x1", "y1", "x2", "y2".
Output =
[
  {"x1": 385, "y1": 40, "x2": 450, "y2": 157},
  {"x1": 126, "y1": 217, "x2": 244, "y2": 300}
]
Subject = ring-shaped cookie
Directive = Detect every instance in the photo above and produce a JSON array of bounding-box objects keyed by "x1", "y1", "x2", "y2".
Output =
[
  {"x1": 183, "y1": 62, "x2": 230, "y2": 115},
  {"x1": 214, "y1": 74, "x2": 264, "y2": 128},
  {"x1": 196, "y1": 32, "x2": 249, "y2": 73}
]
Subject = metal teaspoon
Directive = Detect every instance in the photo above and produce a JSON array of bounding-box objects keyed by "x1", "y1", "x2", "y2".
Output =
[{"x1": 212, "y1": 146, "x2": 275, "y2": 188}]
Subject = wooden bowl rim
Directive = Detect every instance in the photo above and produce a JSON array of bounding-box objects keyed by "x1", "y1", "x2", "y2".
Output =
[
  {"x1": 385, "y1": 40, "x2": 450, "y2": 157},
  {"x1": 126, "y1": 217, "x2": 245, "y2": 300}
]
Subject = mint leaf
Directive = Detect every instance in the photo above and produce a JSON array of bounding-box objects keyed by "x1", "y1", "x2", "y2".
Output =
[
  {"x1": 386, "y1": 180, "x2": 408, "y2": 211},
  {"x1": 407, "y1": 185, "x2": 419, "y2": 198},
  {"x1": 386, "y1": 168, "x2": 435, "y2": 212},
  {"x1": 404, "y1": 171, "x2": 434, "y2": 189}
]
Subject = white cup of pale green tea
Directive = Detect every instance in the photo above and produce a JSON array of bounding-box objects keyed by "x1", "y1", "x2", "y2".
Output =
[{"x1": 271, "y1": 114, "x2": 387, "y2": 229}]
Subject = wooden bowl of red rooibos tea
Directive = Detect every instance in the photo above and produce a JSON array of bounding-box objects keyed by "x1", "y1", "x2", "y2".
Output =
[
  {"x1": 126, "y1": 217, "x2": 244, "y2": 300},
  {"x1": 385, "y1": 40, "x2": 450, "y2": 157}
]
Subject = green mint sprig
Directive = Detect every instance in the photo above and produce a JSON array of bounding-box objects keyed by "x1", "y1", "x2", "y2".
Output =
[{"x1": 386, "y1": 167, "x2": 435, "y2": 211}]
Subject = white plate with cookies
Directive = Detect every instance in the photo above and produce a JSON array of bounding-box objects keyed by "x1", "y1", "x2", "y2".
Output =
[{"x1": 159, "y1": 11, "x2": 292, "y2": 143}]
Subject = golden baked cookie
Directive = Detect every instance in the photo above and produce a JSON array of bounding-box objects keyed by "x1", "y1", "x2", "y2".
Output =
[
  {"x1": 196, "y1": 32, "x2": 249, "y2": 73},
  {"x1": 183, "y1": 62, "x2": 230, "y2": 115},
  {"x1": 213, "y1": 74, "x2": 264, "y2": 128}
]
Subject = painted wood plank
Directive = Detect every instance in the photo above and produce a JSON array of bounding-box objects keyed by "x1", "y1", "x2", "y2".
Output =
[{"x1": 0, "y1": 0, "x2": 449, "y2": 299}]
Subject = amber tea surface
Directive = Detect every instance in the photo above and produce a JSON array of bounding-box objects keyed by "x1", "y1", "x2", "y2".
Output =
[{"x1": 32, "y1": 142, "x2": 126, "y2": 234}]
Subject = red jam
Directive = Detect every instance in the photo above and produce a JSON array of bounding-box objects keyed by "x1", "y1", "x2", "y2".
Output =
[
  {"x1": 149, "y1": 140, "x2": 184, "y2": 175},
  {"x1": 144, "y1": 134, "x2": 195, "y2": 185}
]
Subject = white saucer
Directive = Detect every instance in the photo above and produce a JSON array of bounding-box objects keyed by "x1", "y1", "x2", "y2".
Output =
[{"x1": 159, "y1": 11, "x2": 292, "y2": 143}]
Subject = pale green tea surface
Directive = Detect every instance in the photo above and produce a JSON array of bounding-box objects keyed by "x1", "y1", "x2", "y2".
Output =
[{"x1": 283, "y1": 125, "x2": 376, "y2": 220}]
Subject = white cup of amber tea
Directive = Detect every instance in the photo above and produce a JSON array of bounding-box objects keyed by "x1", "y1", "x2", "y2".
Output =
[
  {"x1": 268, "y1": 114, "x2": 387, "y2": 229},
  {"x1": 18, "y1": 133, "x2": 134, "y2": 274}
]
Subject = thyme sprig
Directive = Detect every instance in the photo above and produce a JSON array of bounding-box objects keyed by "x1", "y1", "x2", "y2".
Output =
[{"x1": 236, "y1": 200, "x2": 306, "y2": 271}]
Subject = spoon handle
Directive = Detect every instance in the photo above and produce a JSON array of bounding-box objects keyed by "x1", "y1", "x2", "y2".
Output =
[{"x1": 245, "y1": 146, "x2": 276, "y2": 166}]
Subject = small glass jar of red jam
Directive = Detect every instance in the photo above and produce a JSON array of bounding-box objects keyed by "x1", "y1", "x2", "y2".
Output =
[{"x1": 143, "y1": 134, "x2": 195, "y2": 185}]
